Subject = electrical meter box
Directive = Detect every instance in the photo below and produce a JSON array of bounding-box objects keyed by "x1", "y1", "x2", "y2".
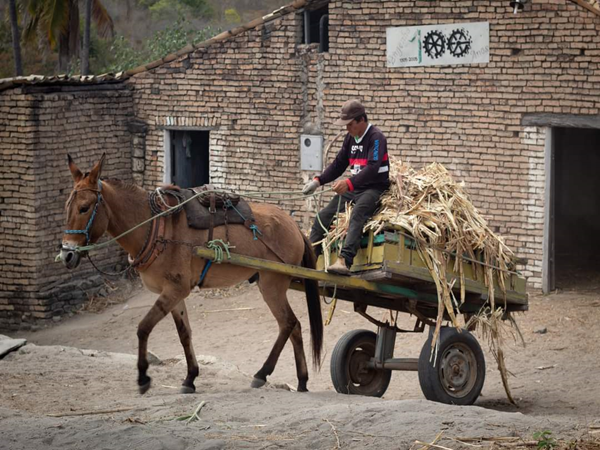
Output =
[{"x1": 300, "y1": 134, "x2": 323, "y2": 171}]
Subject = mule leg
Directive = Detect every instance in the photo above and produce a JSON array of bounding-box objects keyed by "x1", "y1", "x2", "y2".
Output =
[
  {"x1": 253, "y1": 272, "x2": 310, "y2": 392},
  {"x1": 288, "y1": 320, "x2": 310, "y2": 392},
  {"x1": 137, "y1": 289, "x2": 187, "y2": 394},
  {"x1": 171, "y1": 301, "x2": 199, "y2": 394}
]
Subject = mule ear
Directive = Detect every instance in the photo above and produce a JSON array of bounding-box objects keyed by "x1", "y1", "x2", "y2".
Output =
[
  {"x1": 88, "y1": 153, "x2": 106, "y2": 185},
  {"x1": 68, "y1": 154, "x2": 83, "y2": 184}
]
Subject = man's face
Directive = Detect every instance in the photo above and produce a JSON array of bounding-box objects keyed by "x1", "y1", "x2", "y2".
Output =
[
  {"x1": 346, "y1": 119, "x2": 361, "y2": 138},
  {"x1": 346, "y1": 118, "x2": 366, "y2": 138}
]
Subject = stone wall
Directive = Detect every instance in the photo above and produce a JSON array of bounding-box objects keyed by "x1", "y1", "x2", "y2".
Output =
[
  {"x1": 0, "y1": 85, "x2": 135, "y2": 330},
  {"x1": 129, "y1": 0, "x2": 600, "y2": 289}
]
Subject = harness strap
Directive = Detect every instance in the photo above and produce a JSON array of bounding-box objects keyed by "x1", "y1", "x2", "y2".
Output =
[
  {"x1": 128, "y1": 215, "x2": 166, "y2": 271},
  {"x1": 222, "y1": 199, "x2": 285, "y2": 263},
  {"x1": 254, "y1": 234, "x2": 287, "y2": 264},
  {"x1": 197, "y1": 259, "x2": 213, "y2": 287},
  {"x1": 64, "y1": 181, "x2": 103, "y2": 246}
]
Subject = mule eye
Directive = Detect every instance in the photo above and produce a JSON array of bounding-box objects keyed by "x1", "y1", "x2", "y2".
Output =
[{"x1": 79, "y1": 205, "x2": 90, "y2": 214}]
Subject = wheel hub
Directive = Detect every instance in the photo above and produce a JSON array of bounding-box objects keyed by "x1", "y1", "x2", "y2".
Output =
[
  {"x1": 439, "y1": 344, "x2": 477, "y2": 398},
  {"x1": 349, "y1": 349, "x2": 375, "y2": 386}
]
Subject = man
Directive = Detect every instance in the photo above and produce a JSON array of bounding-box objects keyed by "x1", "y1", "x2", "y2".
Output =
[{"x1": 303, "y1": 99, "x2": 390, "y2": 275}]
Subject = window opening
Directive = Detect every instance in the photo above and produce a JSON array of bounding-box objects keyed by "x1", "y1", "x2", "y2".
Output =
[{"x1": 303, "y1": 5, "x2": 329, "y2": 52}]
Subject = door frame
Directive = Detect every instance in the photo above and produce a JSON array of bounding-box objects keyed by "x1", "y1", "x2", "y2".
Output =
[
  {"x1": 522, "y1": 114, "x2": 600, "y2": 294},
  {"x1": 542, "y1": 127, "x2": 555, "y2": 294}
]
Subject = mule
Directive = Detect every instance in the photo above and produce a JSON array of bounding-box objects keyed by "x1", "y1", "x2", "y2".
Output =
[{"x1": 58, "y1": 154, "x2": 323, "y2": 394}]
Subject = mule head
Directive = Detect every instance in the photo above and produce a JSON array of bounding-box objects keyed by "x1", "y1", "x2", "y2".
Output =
[{"x1": 58, "y1": 153, "x2": 109, "y2": 269}]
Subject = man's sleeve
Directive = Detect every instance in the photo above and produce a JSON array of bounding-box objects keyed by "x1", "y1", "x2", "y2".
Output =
[
  {"x1": 316, "y1": 135, "x2": 350, "y2": 186},
  {"x1": 347, "y1": 132, "x2": 387, "y2": 191}
]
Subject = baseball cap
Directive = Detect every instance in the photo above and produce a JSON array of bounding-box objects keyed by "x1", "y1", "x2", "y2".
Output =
[{"x1": 334, "y1": 99, "x2": 366, "y2": 126}]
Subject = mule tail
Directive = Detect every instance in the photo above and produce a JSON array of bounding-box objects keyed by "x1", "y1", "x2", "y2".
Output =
[{"x1": 301, "y1": 234, "x2": 324, "y2": 370}]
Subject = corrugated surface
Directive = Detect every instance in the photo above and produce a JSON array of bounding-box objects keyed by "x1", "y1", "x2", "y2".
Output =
[{"x1": 0, "y1": 73, "x2": 128, "y2": 92}]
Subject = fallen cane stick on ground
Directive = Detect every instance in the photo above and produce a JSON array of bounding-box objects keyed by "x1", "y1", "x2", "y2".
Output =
[{"x1": 47, "y1": 407, "x2": 143, "y2": 417}]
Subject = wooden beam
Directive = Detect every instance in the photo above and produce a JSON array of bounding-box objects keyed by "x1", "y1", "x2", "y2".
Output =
[
  {"x1": 194, "y1": 246, "x2": 437, "y2": 303},
  {"x1": 22, "y1": 83, "x2": 128, "y2": 94},
  {"x1": 522, "y1": 113, "x2": 600, "y2": 129},
  {"x1": 568, "y1": 0, "x2": 600, "y2": 16}
]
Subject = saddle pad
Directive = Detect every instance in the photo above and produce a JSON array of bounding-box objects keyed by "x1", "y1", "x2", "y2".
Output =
[{"x1": 180, "y1": 188, "x2": 254, "y2": 230}]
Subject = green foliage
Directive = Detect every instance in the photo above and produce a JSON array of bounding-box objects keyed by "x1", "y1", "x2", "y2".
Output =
[
  {"x1": 93, "y1": 35, "x2": 138, "y2": 73},
  {"x1": 224, "y1": 8, "x2": 241, "y2": 24},
  {"x1": 0, "y1": 10, "x2": 57, "y2": 78},
  {"x1": 19, "y1": 0, "x2": 113, "y2": 73},
  {"x1": 0, "y1": 18, "x2": 11, "y2": 53},
  {"x1": 93, "y1": 19, "x2": 218, "y2": 74},
  {"x1": 21, "y1": 0, "x2": 71, "y2": 50},
  {"x1": 138, "y1": 0, "x2": 213, "y2": 21},
  {"x1": 533, "y1": 430, "x2": 557, "y2": 450}
]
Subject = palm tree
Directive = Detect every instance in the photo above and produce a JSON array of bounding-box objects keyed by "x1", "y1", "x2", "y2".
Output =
[
  {"x1": 8, "y1": 0, "x2": 23, "y2": 76},
  {"x1": 22, "y1": 0, "x2": 113, "y2": 74},
  {"x1": 82, "y1": 0, "x2": 92, "y2": 75}
]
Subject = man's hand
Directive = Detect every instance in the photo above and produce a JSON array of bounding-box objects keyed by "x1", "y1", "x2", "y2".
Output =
[
  {"x1": 302, "y1": 179, "x2": 320, "y2": 195},
  {"x1": 332, "y1": 179, "x2": 349, "y2": 195}
]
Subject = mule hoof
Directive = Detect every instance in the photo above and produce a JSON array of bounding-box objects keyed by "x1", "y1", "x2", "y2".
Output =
[
  {"x1": 251, "y1": 377, "x2": 266, "y2": 389},
  {"x1": 298, "y1": 379, "x2": 308, "y2": 392},
  {"x1": 180, "y1": 385, "x2": 196, "y2": 394},
  {"x1": 139, "y1": 378, "x2": 152, "y2": 395}
]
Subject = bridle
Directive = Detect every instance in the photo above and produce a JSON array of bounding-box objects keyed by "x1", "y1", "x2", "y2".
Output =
[{"x1": 63, "y1": 180, "x2": 103, "y2": 249}]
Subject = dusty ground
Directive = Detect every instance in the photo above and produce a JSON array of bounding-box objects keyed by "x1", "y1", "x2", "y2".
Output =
[{"x1": 2, "y1": 279, "x2": 600, "y2": 449}]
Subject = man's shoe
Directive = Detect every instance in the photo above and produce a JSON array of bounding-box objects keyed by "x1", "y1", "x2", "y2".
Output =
[{"x1": 328, "y1": 258, "x2": 350, "y2": 275}]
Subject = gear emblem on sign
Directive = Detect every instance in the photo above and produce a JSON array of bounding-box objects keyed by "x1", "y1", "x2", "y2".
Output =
[
  {"x1": 423, "y1": 30, "x2": 446, "y2": 59},
  {"x1": 448, "y1": 29, "x2": 472, "y2": 58}
]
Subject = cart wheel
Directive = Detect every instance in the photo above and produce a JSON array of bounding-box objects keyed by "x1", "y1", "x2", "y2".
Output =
[
  {"x1": 418, "y1": 327, "x2": 485, "y2": 405},
  {"x1": 330, "y1": 329, "x2": 392, "y2": 397}
]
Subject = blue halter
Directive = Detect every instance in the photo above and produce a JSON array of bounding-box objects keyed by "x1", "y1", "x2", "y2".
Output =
[{"x1": 64, "y1": 181, "x2": 103, "y2": 246}]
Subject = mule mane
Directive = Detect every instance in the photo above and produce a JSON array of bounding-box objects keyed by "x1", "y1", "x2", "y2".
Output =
[{"x1": 103, "y1": 178, "x2": 145, "y2": 192}]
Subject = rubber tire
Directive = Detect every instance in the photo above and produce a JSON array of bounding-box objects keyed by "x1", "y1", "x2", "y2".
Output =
[
  {"x1": 418, "y1": 327, "x2": 485, "y2": 405},
  {"x1": 330, "y1": 329, "x2": 392, "y2": 398}
]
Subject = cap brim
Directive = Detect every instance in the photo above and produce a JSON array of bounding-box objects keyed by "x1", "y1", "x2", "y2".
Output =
[{"x1": 334, "y1": 117, "x2": 354, "y2": 126}]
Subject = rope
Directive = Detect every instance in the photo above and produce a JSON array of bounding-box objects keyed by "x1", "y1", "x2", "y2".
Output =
[
  {"x1": 241, "y1": 188, "x2": 335, "y2": 202},
  {"x1": 206, "y1": 239, "x2": 231, "y2": 263},
  {"x1": 313, "y1": 191, "x2": 344, "y2": 263},
  {"x1": 324, "y1": 298, "x2": 337, "y2": 326},
  {"x1": 149, "y1": 188, "x2": 185, "y2": 216}
]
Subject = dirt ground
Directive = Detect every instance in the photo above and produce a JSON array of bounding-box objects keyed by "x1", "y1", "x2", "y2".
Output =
[{"x1": 2, "y1": 279, "x2": 600, "y2": 450}]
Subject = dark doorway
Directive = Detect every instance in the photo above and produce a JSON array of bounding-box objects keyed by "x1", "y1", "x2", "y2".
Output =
[
  {"x1": 552, "y1": 127, "x2": 600, "y2": 291},
  {"x1": 170, "y1": 130, "x2": 210, "y2": 188}
]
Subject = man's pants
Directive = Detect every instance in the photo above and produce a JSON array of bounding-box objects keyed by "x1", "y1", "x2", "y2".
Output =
[{"x1": 309, "y1": 188, "x2": 383, "y2": 267}]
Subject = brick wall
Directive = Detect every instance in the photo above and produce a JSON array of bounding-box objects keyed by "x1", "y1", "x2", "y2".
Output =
[
  {"x1": 129, "y1": 12, "x2": 312, "y2": 221},
  {"x1": 129, "y1": 0, "x2": 600, "y2": 289},
  {"x1": 321, "y1": 0, "x2": 600, "y2": 288},
  {"x1": 0, "y1": 85, "x2": 135, "y2": 330}
]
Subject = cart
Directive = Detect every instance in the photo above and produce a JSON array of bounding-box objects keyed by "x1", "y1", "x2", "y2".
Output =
[{"x1": 195, "y1": 225, "x2": 528, "y2": 405}]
